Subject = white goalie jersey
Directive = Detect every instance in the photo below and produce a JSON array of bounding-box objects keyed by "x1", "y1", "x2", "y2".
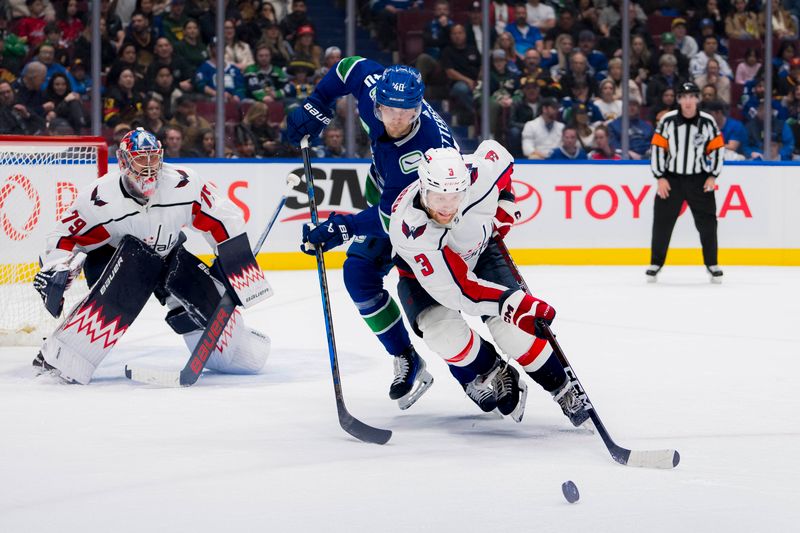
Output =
[
  {"x1": 389, "y1": 140, "x2": 515, "y2": 317},
  {"x1": 40, "y1": 162, "x2": 245, "y2": 270}
]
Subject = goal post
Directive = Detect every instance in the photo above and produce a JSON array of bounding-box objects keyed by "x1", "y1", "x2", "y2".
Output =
[{"x1": 0, "y1": 135, "x2": 108, "y2": 345}]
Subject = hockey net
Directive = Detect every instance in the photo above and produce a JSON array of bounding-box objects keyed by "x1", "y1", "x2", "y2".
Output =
[{"x1": 0, "y1": 135, "x2": 108, "y2": 345}]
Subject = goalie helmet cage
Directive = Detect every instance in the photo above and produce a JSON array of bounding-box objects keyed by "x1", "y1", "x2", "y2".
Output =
[{"x1": 0, "y1": 135, "x2": 108, "y2": 345}]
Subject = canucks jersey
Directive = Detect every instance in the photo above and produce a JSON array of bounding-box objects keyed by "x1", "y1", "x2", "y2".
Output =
[
  {"x1": 388, "y1": 140, "x2": 515, "y2": 317},
  {"x1": 312, "y1": 56, "x2": 457, "y2": 235},
  {"x1": 40, "y1": 163, "x2": 244, "y2": 269}
]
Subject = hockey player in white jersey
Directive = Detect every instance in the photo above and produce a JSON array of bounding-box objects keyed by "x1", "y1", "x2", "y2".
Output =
[
  {"x1": 389, "y1": 143, "x2": 589, "y2": 426},
  {"x1": 31, "y1": 127, "x2": 272, "y2": 384}
]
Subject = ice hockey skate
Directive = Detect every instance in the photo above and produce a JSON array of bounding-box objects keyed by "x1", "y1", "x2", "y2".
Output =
[
  {"x1": 489, "y1": 360, "x2": 528, "y2": 422},
  {"x1": 707, "y1": 265, "x2": 723, "y2": 284},
  {"x1": 645, "y1": 264, "x2": 662, "y2": 283},
  {"x1": 31, "y1": 352, "x2": 76, "y2": 384},
  {"x1": 462, "y1": 375, "x2": 498, "y2": 413},
  {"x1": 390, "y1": 347, "x2": 434, "y2": 410},
  {"x1": 552, "y1": 376, "x2": 591, "y2": 427}
]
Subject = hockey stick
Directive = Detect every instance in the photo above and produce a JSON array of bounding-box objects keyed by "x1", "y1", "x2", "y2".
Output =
[
  {"x1": 493, "y1": 237, "x2": 680, "y2": 469},
  {"x1": 124, "y1": 173, "x2": 301, "y2": 387},
  {"x1": 300, "y1": 136, "x2": 392, "y2": 445}
]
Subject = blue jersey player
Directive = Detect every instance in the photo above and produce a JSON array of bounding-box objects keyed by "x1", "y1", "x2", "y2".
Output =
[{"x1": 286, "y1": 58, "x2": 456, "y2": 410}]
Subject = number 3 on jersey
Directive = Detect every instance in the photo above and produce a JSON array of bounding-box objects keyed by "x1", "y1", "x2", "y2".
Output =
[{"x1": 414, "y1": 254, "x2": 434, "y2": 276}]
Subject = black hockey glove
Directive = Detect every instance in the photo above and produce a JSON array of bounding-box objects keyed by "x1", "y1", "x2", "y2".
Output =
[
  {"x1": 33, "y1": 269, "x2": 69, "y2": 318},
  {"x1": 301, "y1": 212, "x2": 355, "y2": 255}
]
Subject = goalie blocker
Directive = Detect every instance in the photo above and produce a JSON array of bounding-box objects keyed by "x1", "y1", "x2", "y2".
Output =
[{"x1": 36, "y1": 234, "x2": 271, "y2": 384}]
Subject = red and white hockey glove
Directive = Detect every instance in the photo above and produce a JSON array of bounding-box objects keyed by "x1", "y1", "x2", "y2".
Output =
[
  {"x1": 500, "y1": 289, "x2": 556, "y2": 339},
  {"x1": 492, "y1": 198, "x2": 520, "y2": 239}
]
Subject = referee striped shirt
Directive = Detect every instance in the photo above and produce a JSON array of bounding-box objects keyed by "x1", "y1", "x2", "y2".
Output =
[{"x1": 650, "y1": 110, "x2": 725, "y2": 178}]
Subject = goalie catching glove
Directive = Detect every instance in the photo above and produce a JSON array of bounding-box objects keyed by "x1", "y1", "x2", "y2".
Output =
[
  {"x1": 499, "y1": 289, "x2": 556, "y2": 339},
  {"x1": 301, "y1": 212, "x2": 354, "y2": 255}
]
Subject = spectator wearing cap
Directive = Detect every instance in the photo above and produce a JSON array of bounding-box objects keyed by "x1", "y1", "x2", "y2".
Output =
[
  {"x1": 725, "y1": 0, "x2": 760, "y2": 40},
  {"x1": 593, "y1": 78, "x2": 622, "y2": 123},
  {"x1": 548, "y1": 126, "x2": 588, "y2": 160},
  {"x1": 650, "y1": 32, "x2": 690, "y2": 80},
  {"x1": 281, "y1": 0, "x2": 315, "y2": 43},
  {"x1": 465, "y1": 1, "x2": 497, "y2": 54},
  {"x1": 761, "y1": 0, "x2": 798, "y2": 40},
  {"x1": 671, "y1": 18, "x2": 698, "y2": 59},
  {"x1": 175, "y1": 19, "x2": 207, "y2": 70},
  {"x1": 735, "y1": 48, "x2": 761, "y2": 86},
  {"x1": 283, "y1": 59, "x2": 317, "y2": 111},
  {"x1": 194, "y1": 39, "x2": 246, "y2": 102},
  {"x1": 157, "y1": 0, "x2": 189, "y2": 44},
  {"x1": 608, "y1": 95, "x2": 654, "y2": 159},
  {"x1": 566, "y1": 102, "x2": 595, "y2": 150},
  {"x1": 695, "y1": 58, "x2": 730, "y2": 104},
  {"x1": 424, "y1": 0, "x2": 454, "y2": 58},
  {"x1": 508, "y1": 76, "x2": 541, "y2": 156},
  {"x1": 440, "y1": 23, "x2": 482, "y2": 125},
  {"x1": 68, "y1": 59, "x2": 92, "y2": 98},
  {"x1": 508, "y1": 4, "x2": 543, "y2": 58},
  {"x1": 647, "y1": 53, "x2": 686, "y2": 108},
  {"x1": 561, "y1": 77, "x2": 604, "y2": 123},
  {"x1": 525, "y1": 0, "x2": 555, "y2": 31},
  {"x1": 245, "y1": 44, "x2": 287, "y2": 103},
  {"x1": 521, "y1": 96, "x2": 564, "y2": 159},
  {"x1": 690, "y1": 36, "x2": 732, "y2": 80},
  {"x1": 704, "y1": 99, "x2": 747, "y2": 159},
  {"x1": 223, "y1": 19, "x2": 255, "y2": 72},
  {"x1": 370, "y1": 0, "x2": 420, "y2": 52},
  {"x1": 691, "y1": 0, "x2": 725, "y2": 38},
  {"x1": 588, "y1": 124, "x2": 621, "y2": 160},
  {"x1": 146, "y1": 37, "x2": 194, "y2": 93},
  {"x1": 0, "y1": 79, "x2": 45, "y2": 134},
  {"x1": 292, "y1": 25, "x2": 322, "y2": 69},
  {"x1": 576, "y1": 30, "x2": 608, "y2": 82}
]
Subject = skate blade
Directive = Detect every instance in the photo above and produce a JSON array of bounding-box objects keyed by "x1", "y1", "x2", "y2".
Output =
[
  {"x1": 709, "y1": 276, "x2": 722, "y2": 284},
  {"x1": 397, "y1": 370, "x2": 434, "y2": 410},
  {"x1": 510, "y1": 379, "x2": 529, "y2": 423},
  {"x1": 646, "y1": 275, "x2": 658, "y2": 283}
]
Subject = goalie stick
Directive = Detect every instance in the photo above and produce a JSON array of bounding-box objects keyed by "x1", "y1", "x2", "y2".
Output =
[
  {"x1": 493, "y1": 237, "x2": 680, "y2": 469},
  {"x1": 124, "y1": 173, "x2": 300, "y2": 387},
  {"x1": 300, "y1": 135, "x2": 392, "y2": 445}
]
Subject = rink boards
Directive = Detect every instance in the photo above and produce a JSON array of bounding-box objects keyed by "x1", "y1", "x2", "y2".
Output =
[{"x1": 2, "y1": 159, "x2": 799, "y2": 270}]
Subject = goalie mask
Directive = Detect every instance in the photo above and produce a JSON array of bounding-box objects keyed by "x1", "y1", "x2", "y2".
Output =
[
  {"x1": 418, "y1": 147, "x2": 470, "y2": 228},
  {"x1": 117, "y1": 127, "x2": 163, "y2": 202}
]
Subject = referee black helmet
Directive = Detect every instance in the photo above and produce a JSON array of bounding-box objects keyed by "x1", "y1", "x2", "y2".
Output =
[{"x1": 676, "y1": 81, "x2": 700, "y2": 96}]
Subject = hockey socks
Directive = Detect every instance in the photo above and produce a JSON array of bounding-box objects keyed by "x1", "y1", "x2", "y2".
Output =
[
  {"x1": 359, "y1": 292, "x2": 411, "y2": 356},
  {"x1": 525, "y1": 352, "x2": 568, "y2": 393}
]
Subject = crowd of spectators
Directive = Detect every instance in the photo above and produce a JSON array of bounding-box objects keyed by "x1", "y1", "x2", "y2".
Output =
[{"x1": 1, "y1": 0, "x2": 800, "y2": 160}]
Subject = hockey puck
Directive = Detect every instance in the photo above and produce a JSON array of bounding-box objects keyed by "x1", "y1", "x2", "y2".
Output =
[{"x1": 561, "y1": 480, "x2": 580, "y2": 503}]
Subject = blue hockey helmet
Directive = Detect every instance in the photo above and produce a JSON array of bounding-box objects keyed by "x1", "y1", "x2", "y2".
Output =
[
  {"x1": 117, "y1": 127, "x2": 163, "y2": 202},
  {"x1": 374, "y1": 65, "x2": 425, "y2": 123}
]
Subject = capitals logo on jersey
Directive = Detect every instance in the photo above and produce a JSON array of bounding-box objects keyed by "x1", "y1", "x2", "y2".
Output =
[{"x1": 401, "y1": 220, "x2": 426, "y2": 240}]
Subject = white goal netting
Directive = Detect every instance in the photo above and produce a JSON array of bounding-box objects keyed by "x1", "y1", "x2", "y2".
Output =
[{"x1": 0, "y1": 136, "x2": 108, "y2": 345}]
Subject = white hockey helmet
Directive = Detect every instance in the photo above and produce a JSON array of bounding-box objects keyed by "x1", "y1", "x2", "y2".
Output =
[
  {"x1": 418, "y1": 147, "x2": 470, "y2": 227},
  {"x1": 117, "y1": 127, "x2": 163, "y2": 202}
]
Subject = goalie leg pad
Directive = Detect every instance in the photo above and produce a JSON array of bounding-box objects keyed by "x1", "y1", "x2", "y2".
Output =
[
  {"x1": 181, "y1": 310, "x2": 270, "y2": 374},
  {"x1": 486, "y1": 316, "x2": 553, "y2": 373},
  {"x1": 216, "y1": 233, "x2": 272, "y2": 308},
  {"x1": 42, "y1": 236, "x2": 163, "y2": 384},
  {"x1": 163, "y1": 245, "x2": 224, "y2": 331}
]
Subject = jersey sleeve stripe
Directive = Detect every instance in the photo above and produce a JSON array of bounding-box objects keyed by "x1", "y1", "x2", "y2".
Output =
[
  {"x1": 441, "y1": 247, "x2": 506, "y2": 304},
  {"x1": 191, "y1": 202, "x2": 230, "y2": 243},
  {"x1": 56, "y1": 225, "x2": 111, "y2": 251}
]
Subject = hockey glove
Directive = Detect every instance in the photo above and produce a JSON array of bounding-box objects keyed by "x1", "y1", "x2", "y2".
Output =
[
  {"x1": 492, "y1": 198, "x2": 521, "y2": 239},
  {"x1": 33, "y1": 269, "x2": 70, "y2": 318},
  {"x1": 286, "y1": 95, "x2": 333, "y2": 145},
  {"x1": 301, "y1": 212, "x2": 354, "y2": 255},
  {"x1": 499, "y1": 289, "x2": 555, "y2": 339}
]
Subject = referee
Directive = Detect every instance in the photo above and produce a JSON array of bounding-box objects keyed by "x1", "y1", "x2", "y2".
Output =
[{"x1": 647, "y1": 82, "x2": 725, "y2": 283}]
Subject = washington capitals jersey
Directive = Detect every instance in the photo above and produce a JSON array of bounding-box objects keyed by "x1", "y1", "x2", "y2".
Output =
[
  {"x1": 388, "y1": 140, "x2": 515, "y2": 317},
  {"x1": 312, "y1": 56, "x2": 457, "y2": 234},
  {"x1": 41, "y1": 163, "x2": 244, "y2": 269}
]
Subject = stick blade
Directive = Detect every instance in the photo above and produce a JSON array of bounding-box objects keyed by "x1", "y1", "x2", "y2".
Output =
[
  {"x1": 124, "y1": 364, "x2": 181, "y2": 387},
  {"x1": 624, "y1": 448, "x2": 680, "y2": 469},
  {"x1": 339, "y1": 411, "x2": 392, "y2": 445}
]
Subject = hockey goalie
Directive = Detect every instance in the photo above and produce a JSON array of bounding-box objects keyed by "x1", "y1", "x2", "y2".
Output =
[{"x1": 31, "y1": 127, "x2": 272, "y2": 384}]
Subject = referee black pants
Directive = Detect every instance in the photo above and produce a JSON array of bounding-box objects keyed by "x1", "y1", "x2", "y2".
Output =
[{"x1": 650, "y1": 174, "x2": 718, "y2": 267}]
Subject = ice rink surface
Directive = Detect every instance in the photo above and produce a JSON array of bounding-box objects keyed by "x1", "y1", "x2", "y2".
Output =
[{"x1": 1, "y1": 265, "x2": 798, "y2": 532}]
